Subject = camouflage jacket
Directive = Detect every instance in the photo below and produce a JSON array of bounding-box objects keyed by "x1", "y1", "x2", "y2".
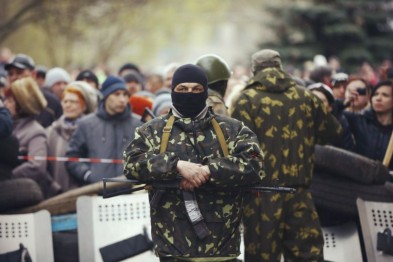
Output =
[
  {"x1": 207, "y1": 89, "x2": 228, "y2": 116},
  {"x1": 123, "y1": 109, "x2": 265, "y2": 258},
  {"x1": 230, "y1": 67, "x2": 342, "y2": 187}
]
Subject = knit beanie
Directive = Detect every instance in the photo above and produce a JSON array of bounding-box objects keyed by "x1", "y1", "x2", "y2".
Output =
[
  {"x1": 101, "y1": 75, "x2": 128, "y2": 100},
  {"x1": 152, "y1": 93, "x2": 172, "y2": 116},
  {"x1": 118, "y1": 63, "x2": 141, "y2": 75},
  {"x1": 45, "y1": 67, "x2": 71, "y2": 88},
  {"x1": 76, "y1": 70, "x2": 99, "y2": 89},
  {"x1": 123, "y1": 71, "x2": 145, "y2": 90},
  {"x1": 65, "y1": 81, "x2": 98, "y2": 114},
  {"x1": 171, "y1": 64, "x2": 208, "y2": 90}
]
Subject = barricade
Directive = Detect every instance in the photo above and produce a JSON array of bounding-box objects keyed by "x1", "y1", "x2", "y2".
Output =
[
  {"x1": 0, "y1": 210, "x2": 54, "y2": 262},
  {"x1": 321, "y1": 222, "x2": 363, "y2": 262},
  {"x1": 357, "y1": 198, "x2": 393, "y2": 262},
  {"x1": 77, "y1": 193, "x2": 158, "y2": 261}
]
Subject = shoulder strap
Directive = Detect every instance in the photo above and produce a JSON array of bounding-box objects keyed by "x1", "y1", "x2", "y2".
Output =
[
  {"x1": 160, "y1": 115, "x2": 175, "y2": 153},
  {"x1": 159, "y1": 115, "x2": 228, "y2": 157},
  {"x1": 211, "y1": 118, "x2": 229, "y2": 157}
]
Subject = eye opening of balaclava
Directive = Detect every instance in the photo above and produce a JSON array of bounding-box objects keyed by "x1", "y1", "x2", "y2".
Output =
[{"x1": 171, "y1": 64, "x2": 208, "y2": 118}]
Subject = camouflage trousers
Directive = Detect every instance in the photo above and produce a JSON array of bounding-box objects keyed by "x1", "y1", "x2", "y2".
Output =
[{"x1": 242, "y1": 188, "x2": 324, "y2": 262}]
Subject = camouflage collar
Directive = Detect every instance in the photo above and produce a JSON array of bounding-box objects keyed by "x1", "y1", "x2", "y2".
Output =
[{"x1": 172, "y1": 109, "x2": 215, "y2": 132}]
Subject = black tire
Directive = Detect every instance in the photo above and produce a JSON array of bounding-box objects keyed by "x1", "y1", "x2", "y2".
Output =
[
  {"x1": 315, "y1": 145, "x2": 388, "y2": 184},
  {"x1": 0, "y1": 178, "x2": 44, "y2": 212},
  {"x1": 311, "y1": 172, "x2": 393, "y2": 225}
]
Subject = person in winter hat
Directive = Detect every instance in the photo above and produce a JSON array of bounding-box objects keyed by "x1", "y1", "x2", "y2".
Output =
[
  {"x1": 4, "y1": 53, "x2": 62, "y2": 127},
  {"x1": 152, "y1": 93, "x2": 172, "y2": 116},
  {"x1": 76, "y1": 69, "x2": 100, "y2": 90},
  {"x1": 65, "y1": 75, "x2": 142, "y2": 185},
  {"x1": 45, "y1": 67, "x2": 71, "y2": 100},
  {"x1": 46, "y1": 81, "x2": 98, "y2": 191}
]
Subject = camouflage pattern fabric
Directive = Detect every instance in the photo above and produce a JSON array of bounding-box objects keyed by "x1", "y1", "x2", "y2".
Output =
[
  {"x1": 230, "y1": 67, "x2": 343, "y2": 261},
  {"x1": 243, "y1": 189, "x2": 323, "y2": 262},
  {"x1": 207, "y1": 89, "x2": 229, "y2": 116},
  {"x1": 123, "y1": 109, "x2": 265, "y2": 259}
]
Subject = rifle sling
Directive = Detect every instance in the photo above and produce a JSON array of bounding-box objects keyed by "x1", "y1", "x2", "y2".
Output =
[
  {"x1": 160, "y1": 115, "x2": 228, "y2": 156},
  {"x1": 156, "y1": 114, "x2": 229, "y2": 239},
  {"x1": 210, "y1": 118, "x2": 229, "y2": 157},
  {"x1": 160, "y1": 115, "x2": 175, "y2": 153}
]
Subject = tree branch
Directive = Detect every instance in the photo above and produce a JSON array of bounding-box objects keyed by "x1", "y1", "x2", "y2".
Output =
[{"x1": 0, "y1": 0, "x2": 44, "y2": 44}]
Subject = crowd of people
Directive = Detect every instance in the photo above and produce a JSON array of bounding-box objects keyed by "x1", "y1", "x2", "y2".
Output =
[{"x1": 0, "y1": 46, "x2": 393, "y2": 261}]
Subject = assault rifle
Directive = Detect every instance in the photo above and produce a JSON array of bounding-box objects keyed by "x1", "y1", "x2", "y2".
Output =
[{"x1": 102, "y1": 177, "x2": 296, "y2": 199}]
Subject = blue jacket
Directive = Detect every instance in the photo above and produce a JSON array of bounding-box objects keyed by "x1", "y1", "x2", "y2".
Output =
[{"x1": 65, "y1": 103, "x2": 142, "y2": 183}]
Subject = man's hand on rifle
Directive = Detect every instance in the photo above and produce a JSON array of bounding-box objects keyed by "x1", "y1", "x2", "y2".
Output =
[{"x1": 177, "y1": 160, "x2": 210, "y2": 190}]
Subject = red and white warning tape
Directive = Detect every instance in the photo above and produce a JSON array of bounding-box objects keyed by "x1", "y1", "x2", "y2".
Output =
[{"x1": 17, "y1": 155, "x2": 124, "y2": 164}]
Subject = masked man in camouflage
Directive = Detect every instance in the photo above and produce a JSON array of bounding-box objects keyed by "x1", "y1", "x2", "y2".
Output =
[
  {"x1": 124, "y1": 64, "x2": 265, "y2": 262},
  {"x1": 230, "y1": 50, "x2": 343, "y2": 262}
]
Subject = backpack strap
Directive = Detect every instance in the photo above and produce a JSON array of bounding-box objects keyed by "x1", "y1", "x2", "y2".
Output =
[
  {"x1": 160, "y1": 115, "x2": 175, "y2": 153},
  {"x1": 211, "y1": 118, "x2": 229, "y2": 157}
]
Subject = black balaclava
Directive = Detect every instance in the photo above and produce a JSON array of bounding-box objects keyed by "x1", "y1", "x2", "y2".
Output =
[{"x1": 171, "y1": 64, "x2": 208, "y2": 118}]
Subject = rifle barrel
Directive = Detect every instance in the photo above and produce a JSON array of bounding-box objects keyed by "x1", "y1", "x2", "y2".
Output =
[{"x1": 102, "y1": 178, "x2": 296, "y2": 198}]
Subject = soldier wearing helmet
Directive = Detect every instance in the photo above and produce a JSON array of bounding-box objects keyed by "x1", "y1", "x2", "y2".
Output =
[{"x1": 196, "y1": 54, "x2": 231, "y2": 115}]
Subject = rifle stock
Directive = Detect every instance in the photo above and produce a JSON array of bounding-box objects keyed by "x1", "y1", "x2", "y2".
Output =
[{"x1": 102, "y1": 178, "x2": 295, "y2": 199}]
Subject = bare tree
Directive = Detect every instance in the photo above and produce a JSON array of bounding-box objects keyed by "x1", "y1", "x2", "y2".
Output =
[{"x1": 0, "y1": 0, "x2": 45, "y2": 45}]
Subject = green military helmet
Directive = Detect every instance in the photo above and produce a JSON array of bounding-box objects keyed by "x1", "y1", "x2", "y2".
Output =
[{"x1": 195, "y1": 54, "x2": 231, "y2": 85}]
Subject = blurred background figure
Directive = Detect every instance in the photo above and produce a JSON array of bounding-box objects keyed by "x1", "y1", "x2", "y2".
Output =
[
  {"x1": 118, "y1": 62, "x2": 142, "y2": 78},
  {"x1": 46, "y1": 81, "x2": 96, "y2": 191},
  {"x1": 0, "y1": 72, "x2": 7, "y2": 99},
  {"x1": 4, "y1": 77, "x2": 61, "y2": 198},
  {"x1": 35, "y1": 65, "x2": 47, "y2": 88},
  {"x1": 331, "y1": 72, "x2": 348, "y2": 100},
  {"x1": 344, "y1": 80, "x2": 393, "y2": 168},
  {"x1": 123, "y1": 71, "x2": 145, "y2": 96},
  {"x1": 309, "y1": 65, "x2": 333, "y2": 88},
  {"x1": 44, "y1": 67, "x2": 71, "y2": 100},
  {"x1": 308, "y1": 82, "x2": 355, "y2": 151},
  {"x1": 152, "y1": 92, "x2": 172, "y2": 116},
  {"x1": 344, "y1": 77, "x2": 371, "y2": 113},
  {"x1": 76, "y1": 69, "x2": 100, "y2": 90},
  {"x1": 162, "y1": 62, "x2": 180, "y2": 89},
  {"x1": 146, "y1": 73, "x2": 167, "y2": 95},
  {"x1": 308, "y1": 82, "x2": 335, "y2": 112},
  {"x1": 5, "y1": 54, "x2": 63, "y2": 127},
  {"x1": 358, "y1": 61, "x2": 378, "y2": 86},
  {"x1": 0, "y1": 91, "x2": 16, "y2": 180},
  {"x1": 0, "y1": 47, "x2": 12, "y2": 75}
]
